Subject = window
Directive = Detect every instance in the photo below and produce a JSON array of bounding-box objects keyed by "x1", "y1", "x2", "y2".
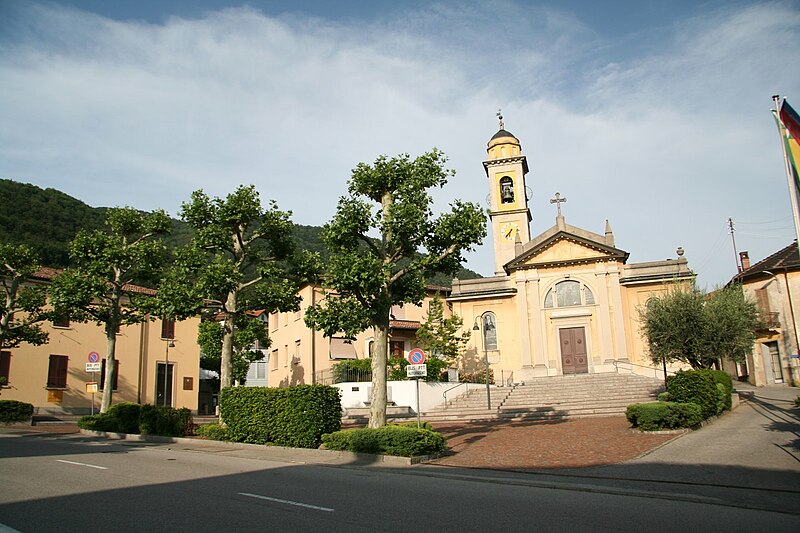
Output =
[
  {"x1": 368, "y1": 339, "x2": 375, "y2": 358},
  {"x1": 544, "y1": 280, "x2": 596, "y2": 309},
  {"x1": 270, "y1": 312, "x2": 278, "y2": 332},
  {"x1": 284, "y1": 344, "x2": 289, "y2": 367},
  {"x1": 52, "y1": 316, "x2": 70, "y2": 328},
  {"x1": 295, "y1": 340, "x2": 301, "y2": 366},
  {"x1": 0, "y1": 351, "x2": 10, "y2": 386},
  {"x1": 271, "y1": 348, "x2": 278, "y2": 370},
  {"x1": 499, "y1": 176, "x2": 514, "y2": 204},
  {"x1": 390, "y1": 341, "x2": 404, "y2": 359},
  {"x1": 47, "y1": 354, "x2": 69, "y2": 388},
  {"x1": 99, "y1": 359, "x2": 119, "y2": 391},
  {"x1": 161, "y1": 319, "x2": 175, "y2": 340},
  {"x1": 482, "y1": 313, "x2": 498, "y2": 350}
]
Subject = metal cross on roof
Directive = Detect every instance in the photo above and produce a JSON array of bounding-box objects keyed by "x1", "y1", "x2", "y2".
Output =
[{"x1": 550, "y1": 192, "x2": 567, "y2": 216}]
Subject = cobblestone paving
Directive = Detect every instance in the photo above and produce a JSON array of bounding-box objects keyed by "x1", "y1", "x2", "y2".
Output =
[{"x1": 428, "y1": 416, "x2": 680, "y2": 470}]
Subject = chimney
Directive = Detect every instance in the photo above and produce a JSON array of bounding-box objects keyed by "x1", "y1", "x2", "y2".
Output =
[{"x1": 739, "y1": 251, "x2": 750, "y2": 271}]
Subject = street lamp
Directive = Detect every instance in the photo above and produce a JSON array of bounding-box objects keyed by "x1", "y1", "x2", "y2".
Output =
[
  {"x1": 472, "y1": 315, "x2": 492, "y2": 410},
  {"x1": 164, "y1": 339, "x2": 175, "y2": 407}
]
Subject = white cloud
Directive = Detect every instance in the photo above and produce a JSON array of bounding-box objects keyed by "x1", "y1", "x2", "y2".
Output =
[{"x1": 0, "y1": 0, "x2": 798, "y2": 288}]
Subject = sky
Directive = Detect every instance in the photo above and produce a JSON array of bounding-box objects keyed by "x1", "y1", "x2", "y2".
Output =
[{"x1": 1, "y1": 0, "x2": 799, "y2": 288}]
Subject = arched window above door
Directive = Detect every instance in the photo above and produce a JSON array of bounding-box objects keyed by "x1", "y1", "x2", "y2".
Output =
[{"x1": 544, "y1": 280, "x2": 596, "y2": 309}]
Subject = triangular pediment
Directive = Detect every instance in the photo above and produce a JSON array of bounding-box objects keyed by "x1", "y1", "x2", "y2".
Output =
[{"x1": 506, "y1": 226, "x2": 629, "y2": 271}]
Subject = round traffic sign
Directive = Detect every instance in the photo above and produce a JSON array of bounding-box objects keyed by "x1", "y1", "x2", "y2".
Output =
[
  {"x1": 407, "y1": 349, "x2": 426, "y2": 365},
  {"x1": 88, "y1": 352, "x2": 100, "y2": 363}
]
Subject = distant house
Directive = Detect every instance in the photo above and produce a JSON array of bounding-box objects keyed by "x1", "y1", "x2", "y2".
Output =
[
  {"x1": 729, "y1": 244, "x2": 800, "y2": 386},
  {"x1": 0, "y1": 268, "x2": 201, "y2": 414}
]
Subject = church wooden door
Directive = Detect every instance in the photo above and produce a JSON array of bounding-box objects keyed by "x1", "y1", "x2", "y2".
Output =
[{"x1": 559, "y1": 327, "x2": 588, "y2": 374}]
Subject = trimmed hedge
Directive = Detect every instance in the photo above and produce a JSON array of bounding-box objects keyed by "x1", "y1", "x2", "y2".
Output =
[
  {"x1": 196, "y1": 422, "x2": 229, "y2": 441},
  {"x1": 219, "y1": 384, "x2": 341, "y2": 448},
  {"x1": 626, "y1": 402, "x2": 704, "y2": 431},
  {"x1": 322, "y1": 425, "x2": 447, "y2": 457},
  {"x1": 666, "y1": 371, "x2": 718, "y2": 419},
  {"x1": 0, "y1": 400, "x2": 34, "y2": 423},
  {"x1": 77, "y1": 403, "x2": 192, "y2": 437}
]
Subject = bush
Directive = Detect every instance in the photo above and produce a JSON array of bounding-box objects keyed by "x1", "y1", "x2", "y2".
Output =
[
  {"x1": 220, "y1": 384, "x2": 341, "y2": 448},
  {"x1": 78, "y1": 414, "x2": 121, "y2": 432},
  {"x1": 333, "y1": 359, "x2": 373, "y2": 383},
  {"x1": 459, "y1": 369, "x2": 495, "y2": 384},
  {"x1": 105, "y1": 402, "x2": 141, "y2": 434},
  {"x1": 699, "y1": 369, "x2": 733, "y2": 412},
  {"x1": 657, "y1": 391, "x2": 670, "y2": 402},
  {"x1": 626, "y1": 402, "x2": 704, "y2": 431},
  {"x1": 195, "y1": 423, "x2": 228, "y2": 441},
  {"x1": 139, "y1": 405, "x2": 193, "y2": 437},
  {"x1": 322, "y1": 425, "x2": 447, "y2": 457},
  {"x1": 0, "y1": 400, "x2": 34, "y2": 423},
  {"x1": 666, "y1": 370, "x2": 718, "y2": 419}
]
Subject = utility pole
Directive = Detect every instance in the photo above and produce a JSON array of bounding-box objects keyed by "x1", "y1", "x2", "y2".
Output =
[{"x1": 728, "y1": 217, "x2": 741, "y2": 273}]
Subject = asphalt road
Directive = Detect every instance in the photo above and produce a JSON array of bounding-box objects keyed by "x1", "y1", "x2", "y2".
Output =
[{"x1": 1, "y1": 430, "x2": 798, "y2": 532}]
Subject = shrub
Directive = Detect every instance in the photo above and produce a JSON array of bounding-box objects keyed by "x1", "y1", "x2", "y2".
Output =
[
  {"x1": 795, "y1": 395, "x2": 800, "y2": 408},
  {"x1": 322, "y1": 425, "x2": 447, "y2": 457},
  {"x1": 220, "y1": 384, "x2": 341, "y2": 448},
  {"x1": 195, "y1": 423, "x2": 229, "y2": 441},
  {"x1": 626, "y1": 402, "x2": 704, "y2": 431},
  {"x1": 389, "y1": 421, "x2": 435, "y2": 431},
  {"x1": 657, "y1": 392, "x2": 670, "y2": 402},
  {"x1": 139, "y1": 405, "x2": 193, "y2": 437},
  {"x1": 666, "y1": 370, "x2": 718, "y2": 419},
  {"x1": 459, "y1": 369, "x2": 495, "y2": 384},
  {"x1": 698, "y1": 369, "x2": 733, "y2": 412},
  {"x1": 78, "y1": 414, "x2": 121, "y2": 432},
  {"x1": 105, "y1": 402, "x2": 141, "y2": 434},
  {"x1": 333, "y1": 359, "x2": 372, "y2": 383},
  {"x1": 0, "y1": 400, "x2": 34, "y2": 423}
]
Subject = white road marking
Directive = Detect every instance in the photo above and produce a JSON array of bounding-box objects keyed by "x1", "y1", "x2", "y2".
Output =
[
  {"x1": 238, "y1": 492, "x2": 334, "y2": 512},
  {"x1": 56, "y1": 459, "x2": 108, "y2": 470}
]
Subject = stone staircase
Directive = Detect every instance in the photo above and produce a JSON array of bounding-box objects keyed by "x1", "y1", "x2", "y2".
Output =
[{"x1": 421, "y1": 373, "x2": 665, "y2": 422}]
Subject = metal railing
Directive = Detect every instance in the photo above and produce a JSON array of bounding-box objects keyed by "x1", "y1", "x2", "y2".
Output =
[
  {"x1": 442, "y1": 382, "x2": 469, "y2": 408},
  {"x1": 612, "y1": 360, "x2": 676, "y2": 380}
]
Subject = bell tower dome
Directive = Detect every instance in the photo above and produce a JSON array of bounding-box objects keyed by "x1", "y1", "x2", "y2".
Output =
[{"x1": 483, "y1": 112, "x2": 532, "y2": 274}]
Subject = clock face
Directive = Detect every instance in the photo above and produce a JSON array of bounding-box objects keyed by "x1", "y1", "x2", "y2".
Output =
[{"x1": 501, "y1": 222, "x2": 520, "y2": 241}]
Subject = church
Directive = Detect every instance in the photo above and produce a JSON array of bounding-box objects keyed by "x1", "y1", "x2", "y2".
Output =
[{"x1": 449, "y1": 119, "x2": 693, "y2": 382}]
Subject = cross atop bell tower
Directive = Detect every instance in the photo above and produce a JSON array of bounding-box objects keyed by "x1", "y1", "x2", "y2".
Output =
[{"x1": 483, "y1": 115, "x2": 532, "y2": 275}]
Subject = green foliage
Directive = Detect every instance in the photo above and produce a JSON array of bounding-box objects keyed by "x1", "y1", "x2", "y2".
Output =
[
  {"x1": 305, "y1": 149, "x2": 486, "y2": 427},
  {"x1": 794, "y1": 395, "x2": 800, "y2": 408},
  {"x1": 0, "y1": 400, "x2": 33, "y2": 423},
  {"x1": 321, "y1": 425, "x2": 447, "y2": 457},
  {"x1": 626, "y1": 402, "x2": 704, "y2": 431},
  {"x1": 459, "y1": 368, "x2": 495, "y2": 384},
  {"x1": 387, "y1": 356, "x2": 449, "y2": 382},
  {"x1": 389, "y1": 420, "x2": 435, "y2": 431},
  {"x1": 415, "y1": 295, "x2": 471, "y2": 365},
  {"x1": 78, "y1": 414, "x2": 121, "y2": 432},
  {"x1": 49, "y1": 207, "x2": 171, "y2": 413},
  {"x1": 333, "y1": 359, "x2": 373, "y2": 382},
  {"x1": 0, "y1": 243, "x2": 51, "y2": 350},
  {"x1": 158, "y1": 185, "x2": 317, "y2": 390},
  {"x1": 105, "y1": 402, "x2": 142, "y2": 434},
  {"x1": 639, "y1": 284, "x2": 760, "y2": 369},
  {"x1": 657, "y1": 391, "x2": 670, "y2": 402},
  {"x1": 195, "y1": 422, "x2": 229, "y2": 440},
  {"x1": 666, "y1": 370, "x2": 719, "y2": 419},
  {"x1": 139, "y1": 405, "x2": 193, "y2": 437},
  {"x1": 219, "y1": 385, "x2": 342, "y2": 448}
]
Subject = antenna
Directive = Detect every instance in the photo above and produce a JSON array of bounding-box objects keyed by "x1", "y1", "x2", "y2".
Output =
[{"x1": 728, "y1": 217, "x2": 741, "y2": 273}]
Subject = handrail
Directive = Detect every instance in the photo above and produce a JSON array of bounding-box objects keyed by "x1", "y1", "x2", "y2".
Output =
[
  {"x1": 442, "y1": 382, "x2": 469, "y2": 408},
  {"x1": 612, "y1": 359, "x2": 677, "y2": 380}
]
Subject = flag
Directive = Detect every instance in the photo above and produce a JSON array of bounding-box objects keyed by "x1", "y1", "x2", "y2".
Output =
[
  {"x1": 773, "y1": 105, "x2": 800, "y2": 254},
  {"x1": 779, "y1": 98, "x2": 800, "y2": 146}
]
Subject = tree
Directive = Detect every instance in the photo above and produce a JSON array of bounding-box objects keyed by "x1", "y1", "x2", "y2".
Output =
[
  {"x1": 0, "y1": 243, "x2": 50, "y2": 351},
  {"x1": 415, "y1": 294, "x2": 471, "y2": 366},
  {"x1": 305, "y1": 149, "x2": 486, "y2": 427},
  {"x1": 638, "y1": 284, "x2": 760, "y2": 369},
  {"x1": 159, "y1": 185, "x2": 314, "y2": 390},
  {"x1": 49, "y1": 208, "x2": 171, "y2": 413},
  {"x1": 196, "y1": 315, "x2": 268, "y2": 385}
]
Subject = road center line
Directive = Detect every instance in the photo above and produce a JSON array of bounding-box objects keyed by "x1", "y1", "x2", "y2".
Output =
[
  {"x1": 56, "y1": 459, "x2": 108, "y2": 470},
  {"x1": 238, "y1": 492, "x2": 334, "y2": 512}
]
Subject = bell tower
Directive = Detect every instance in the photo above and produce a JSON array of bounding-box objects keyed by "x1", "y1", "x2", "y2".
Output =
[{"x1": 483, "y1": 112, "x2": 532, "y2": 274}]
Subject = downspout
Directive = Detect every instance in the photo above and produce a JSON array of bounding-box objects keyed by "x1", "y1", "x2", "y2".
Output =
[{"x1": 310, "y1": 284, "x2": 316, "y2": 384}]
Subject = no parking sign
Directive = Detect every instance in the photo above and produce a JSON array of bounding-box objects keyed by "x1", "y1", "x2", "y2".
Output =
[{"x1": 407, "y1": 349, "x2": 426, "y2": 365}]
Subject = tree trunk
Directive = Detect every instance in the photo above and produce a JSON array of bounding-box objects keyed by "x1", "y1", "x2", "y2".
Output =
[
  {"x1": 369, "y1": 316, "x2": 390, "y2": 428},
  {"x1": 220, "y1": 290, "x2": 237, "y2": 390},
  {"x1": 100, "y1": 327, "x2": 117, "y2": 413}
]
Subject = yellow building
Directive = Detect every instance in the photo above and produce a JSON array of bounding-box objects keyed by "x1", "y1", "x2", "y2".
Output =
[
  {"x1": 449, "y1": 122, "x2": 693, "y2": 382},
  {"x1": 0, "y1": 268, "x2": 201, "y2": 414},
  {"x1": 263, "y1": 283, "x2": 450, "y2": 387}
]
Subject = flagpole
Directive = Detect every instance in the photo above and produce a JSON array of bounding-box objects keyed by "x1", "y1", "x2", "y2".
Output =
[{"x1": 772, "y1": 94, "x2": 800, "y2": 259}]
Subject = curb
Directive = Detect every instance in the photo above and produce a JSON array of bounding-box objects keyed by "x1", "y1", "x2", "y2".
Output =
[{"x1": 78, "y1": 429, "x2": 437, "y2": 467}]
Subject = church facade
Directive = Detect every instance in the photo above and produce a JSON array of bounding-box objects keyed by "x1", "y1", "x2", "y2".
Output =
[{"x1": 450, "y1": 123, "x2": 693, "y2": 383}]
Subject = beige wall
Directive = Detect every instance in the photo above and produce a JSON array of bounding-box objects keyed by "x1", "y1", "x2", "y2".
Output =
[{"x1": 1, "y1": 315, "x2": 201, "y2": 414}]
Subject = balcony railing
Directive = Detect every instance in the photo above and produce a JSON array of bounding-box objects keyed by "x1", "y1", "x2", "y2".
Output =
[{"x1": 759, "y1": 311, "x2": 780, "y2": 329}]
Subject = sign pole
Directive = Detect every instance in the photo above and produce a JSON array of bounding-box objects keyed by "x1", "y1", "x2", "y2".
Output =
[
  {"x1": 416, "y1": 377, "x2": 421, "y2": 429},
  {"x1": 91, "y1": 371, "x2": 95, "y2": 415}
]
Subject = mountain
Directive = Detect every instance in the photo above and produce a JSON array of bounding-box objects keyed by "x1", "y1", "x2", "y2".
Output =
[{"x1": 0, "y1": 179, "x2": 481, "y2": 286}]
